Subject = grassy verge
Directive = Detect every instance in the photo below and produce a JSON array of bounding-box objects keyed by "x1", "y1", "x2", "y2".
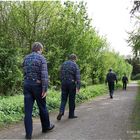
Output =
[
  {"x1": 0, "y1": 84, "x2": 107, "y2": 127},
  {"x1": 129, "y1": 81, "x2": 140, "y2": 139},
  {"x1": 0, "y1": 82, "x2": 122, "y2": 128}
]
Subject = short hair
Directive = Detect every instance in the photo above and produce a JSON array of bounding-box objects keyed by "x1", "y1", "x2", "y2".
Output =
[
  {"x1": 68, "y1": 54, "x2": 77, "y2": 61},
  {"x1": 32, "y1": 42, "x2": 43, "y2": 52},
  {"x1": 109, "y1": 68, "x2": 112, "y2": 72}
]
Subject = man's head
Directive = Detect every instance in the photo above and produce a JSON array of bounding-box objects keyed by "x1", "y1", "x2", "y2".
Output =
[
  {"x1": 68, "y1": 54, "x2": 77, "y2": 61},
  {"x1": 32, "y1": 42, "x2": 43, "y2": 54},
  {"x1": 109, "y1": 68, "x2": 112, "y2": 72}
]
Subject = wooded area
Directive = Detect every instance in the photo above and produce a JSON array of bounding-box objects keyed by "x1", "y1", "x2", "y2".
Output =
[
  {"x1": 127, "y1": 1, "x2": 140, "y2": 80},
  {"x1": 0, "y1": 1, "x2": 132, "y2": 95}
]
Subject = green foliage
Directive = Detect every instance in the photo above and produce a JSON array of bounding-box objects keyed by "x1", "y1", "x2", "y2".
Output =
[
  {"x1": 0, "y1": 85, "x2": 107, "y2": 126},
  {"x1": 129, "y1": 1, "x2": 140, "y2": 57},
  {"x1": 0, "y1": 1, "x2": 132, "y2": 95},
  {"x1": 76, "y1": 85, "x2": 107, "y2": 103},
  {"x1": 127, "y1": 57, "x2": 140, "y2": 77},
  {"x1": 115, "y1": 82, "x2": 123, "y2": 89},
  {"x1": 130, "y1": 81, "x2": 140, "y2": 132},
  {"x1": 0, "y1": 95, "x2": 24, "y2": 125},
  {"x1": 0, "y1": 36, "x2": 22, "y2": 95},
  {"x1": 132, "y1": 73, "x2": 140, "y2": 80}
]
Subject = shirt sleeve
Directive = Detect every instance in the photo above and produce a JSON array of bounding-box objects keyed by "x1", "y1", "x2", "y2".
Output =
[
  {"x1": 60, "y1": 65, "x2": 63, "y2": 81},
  {"x1": 127, "y1": 77, "x2": 128, "y2": 81},
  {"x1": 105, "y1": 74, "x2": 108, "y2": 83},
  {"x1": 22, "y1": 56, "x2": 28, "y2": 77},
  {"x1": 76, "y1": 64, "x2": 81, "y2": 89},
  {"x1": 115, "y1": 74, "x2": 118, "y2": 83},
  {"x1": 41, "y1": 56, "x2": 48, "y2": 92}
]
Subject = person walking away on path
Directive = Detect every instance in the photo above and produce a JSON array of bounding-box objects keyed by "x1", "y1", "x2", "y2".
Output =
[
  {"x1": 57, "y1": 54, "x2": 80, "y2": 120},
  {"x1": 23, "y1": 42, "x2": 54, "y2": 139},
  {"x1": 122, "y1": 74, "x2": 128, "y2": 90},
  {"x1": 106, "y1": 68, "x2": 117, "y2": 99}
]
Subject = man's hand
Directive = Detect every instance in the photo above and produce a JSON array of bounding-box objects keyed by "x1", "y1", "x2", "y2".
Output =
[
  {"x1": 76, "y1": 88, "x2": 80, "y2": 94},
  {"x1": 42, "y1": 92, "x2": 47, "y2": 98}
]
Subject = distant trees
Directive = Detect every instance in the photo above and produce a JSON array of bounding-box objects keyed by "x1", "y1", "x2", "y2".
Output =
[
  {"x1": 130, "y1": 1, "x2": 140, "y2": 15},
  {"x1": 0, "y1": 1, "x2": 132, "y2": 95},
  {"x1": 129, "y1": 1, "x2": 140, "y2": 57},
  {"x1": 127, "y1": 1, "x2": 140, "y2": 79}
]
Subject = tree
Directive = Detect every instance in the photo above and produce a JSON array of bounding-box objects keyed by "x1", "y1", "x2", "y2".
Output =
[{"x1": 0, "y1": 1, "x2": 132, "y2": 95}]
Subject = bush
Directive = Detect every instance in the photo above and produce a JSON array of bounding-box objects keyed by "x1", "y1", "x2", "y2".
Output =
[
  {"x1": 132, "y1": 73, "x2": 140, "y2": 80},
  {"x1": 80, "y1": 81, "x2": 88, "y2": 88},
  {"x1": 0, "y1": 95, "x2": 24, "y2": 125},
  {"x1": 0, "y1": 40, "x2": 22, "y2": 95},
  {"x1": 115, "y1": 82, "x2": 123, "y2": 89},
  {"x1": 0, "y1": 84, "x2": 107, "y2": 126}
]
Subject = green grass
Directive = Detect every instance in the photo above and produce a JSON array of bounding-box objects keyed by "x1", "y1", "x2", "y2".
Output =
[
  {"x1": 131, "y1": 81, "x2": 140, "y2": 129},
  {"x1": 0, "y1": 84, "x2": 108, "y2": 127},
  {"x1": 0, "y1": 82, "x2": 124, "y2": 127},
  {"x1": 129, "y1": 81, "x2": 140, "y2": 139}
]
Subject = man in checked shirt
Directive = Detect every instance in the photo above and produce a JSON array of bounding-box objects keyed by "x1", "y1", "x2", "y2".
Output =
[
  {"x1": 23, "y1": 42, "x2": 54, "y2": 139},
  {"x1": 57, "y1": 54, "x2": 80, "y2": 120}
]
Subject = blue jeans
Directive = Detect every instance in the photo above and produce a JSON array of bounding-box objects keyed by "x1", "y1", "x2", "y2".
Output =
[
  {"x1": 108, "y1": 82, "x2": 115, "y2": 97},
  {"x1": 23, "y1": 80, "x2": 50, "y2": 137},
  {"x1": 123, "y1": 82, "x2": 127, "y2": 90},
  {"x1": 60, "y1": 80, "x2": 76, "y2": 117}
]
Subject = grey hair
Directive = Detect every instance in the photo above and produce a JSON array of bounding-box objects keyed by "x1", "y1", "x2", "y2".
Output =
[
  {"x1": 68, "y1": 54, "x2": 77, "y2": 61},
  {"x1": 32, "y1": 42, "x2": 43, "y2": 52}
]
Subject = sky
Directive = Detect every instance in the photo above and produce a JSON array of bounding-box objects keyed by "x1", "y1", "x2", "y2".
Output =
[{"x1": 84, "y1": 0, "x2": 134, "y2": 56}]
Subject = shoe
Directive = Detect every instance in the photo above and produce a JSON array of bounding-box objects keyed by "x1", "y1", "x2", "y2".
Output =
[
  {"x1": 110, "y1": 96, "x2": 113, "y2": 99},
  {"x1": 42, "y1": 124, "x2": 55, "y2": 133},
  {"x1": 57, "y1": 112, "x2": 64, "y2": 120},
  {"x1": 68, "y1": 116, "x2": 78, "y2": 119},
  {"x1": 25, "y1": 135, "x2": 32, "y2": 139}
]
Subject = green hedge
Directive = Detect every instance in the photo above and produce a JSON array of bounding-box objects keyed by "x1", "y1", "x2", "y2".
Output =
[
  {"x1": 0, "y1": 84, "x2": 108, "y2": 126},
  {"x1": 115, "y1": 82, "x2": 123, "y2": 89},
  {"x1": 132, "y1": 74, "x2": 140, "y2": 80}
]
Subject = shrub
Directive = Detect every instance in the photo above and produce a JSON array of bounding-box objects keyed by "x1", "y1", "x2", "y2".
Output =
[
  {"x1": 0, "y1": 85, "x2": 107, "y2": 126},
  {"x1": 132, "y1": 73, "x2": 140, "y2": 80}
]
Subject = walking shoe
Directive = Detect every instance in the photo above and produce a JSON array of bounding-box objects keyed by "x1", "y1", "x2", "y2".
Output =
[
  {"x1": 42, "y1": 124, "x2": 55, "y2": 133},
  {"x1": 110, "y1": 96, "x2": 113, "y2": 99},
  {"x1": 68, "y1": 116, "x2": 78, "y2": 119},
  {"x1": 25, "y1": 135, "x2": 32, "y2": 140},
  {"x1": 57, "y1": 112, "x2": 64, "y2": 120}
]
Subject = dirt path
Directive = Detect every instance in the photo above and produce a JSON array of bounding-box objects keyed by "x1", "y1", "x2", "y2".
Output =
[{"x1": 0, "y1": 82, "x2": 138, "y2": 140}]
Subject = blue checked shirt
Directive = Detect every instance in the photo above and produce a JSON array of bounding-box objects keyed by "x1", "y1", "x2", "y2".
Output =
[
  {"x1": 60, "y1": 60, "x2": 80, "y2": 89},
  {"x1": 23, "y1": 52, "x2": 48, "y2": 92}
]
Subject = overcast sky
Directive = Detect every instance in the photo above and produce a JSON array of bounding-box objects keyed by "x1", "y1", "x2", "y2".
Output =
[{"x1": 84, "y1": 0, "x2": 134, "y2": 56}]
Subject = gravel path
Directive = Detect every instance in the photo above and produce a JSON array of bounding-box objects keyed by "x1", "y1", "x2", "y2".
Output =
[{"x1": 0, "y1": 82, "x2": 138, "y2": 140}]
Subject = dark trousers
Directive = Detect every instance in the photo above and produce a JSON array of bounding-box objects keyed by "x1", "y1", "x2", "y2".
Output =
[
  {"x1": 123, "y1": 82, "x2": 127, "y2": 90},
  {"x1": 23, "y1": 80, "x2": 50, "y2": 137},
  {"x1": 59, "y1": 80, "x2": 76, "y2": 117},
  {"x1": 108, "y1": 82, "x2": 115, "y2": 97}
]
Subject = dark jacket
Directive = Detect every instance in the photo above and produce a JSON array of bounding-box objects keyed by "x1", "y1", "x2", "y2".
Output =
[
  {"x1": 122, "y1": 76, "x2": 128, "y2": 83},
  {"x1": 106, "y1": 71, "x2": 117, "y2": 83}
]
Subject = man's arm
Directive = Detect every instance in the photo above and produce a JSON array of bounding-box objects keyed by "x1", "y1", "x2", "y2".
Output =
[
  {"x1": 105, "y1": 74, "x2": 108, "y2": 84},
  {"x1": 59, "y1": 65, "x2": 63, "y2": 81},
  {"x1": 126, "y1": 77, "x2": 129, "y2": 82},
  {"x1": 75, "y1": 64, "x2": 80, "y2": 92},
  {"x1": 115, "y1": 74, "x2": 118, "y2": 84},
  {"x1": 41, "y1": 56, "x2": 48, "y2": 98}
]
